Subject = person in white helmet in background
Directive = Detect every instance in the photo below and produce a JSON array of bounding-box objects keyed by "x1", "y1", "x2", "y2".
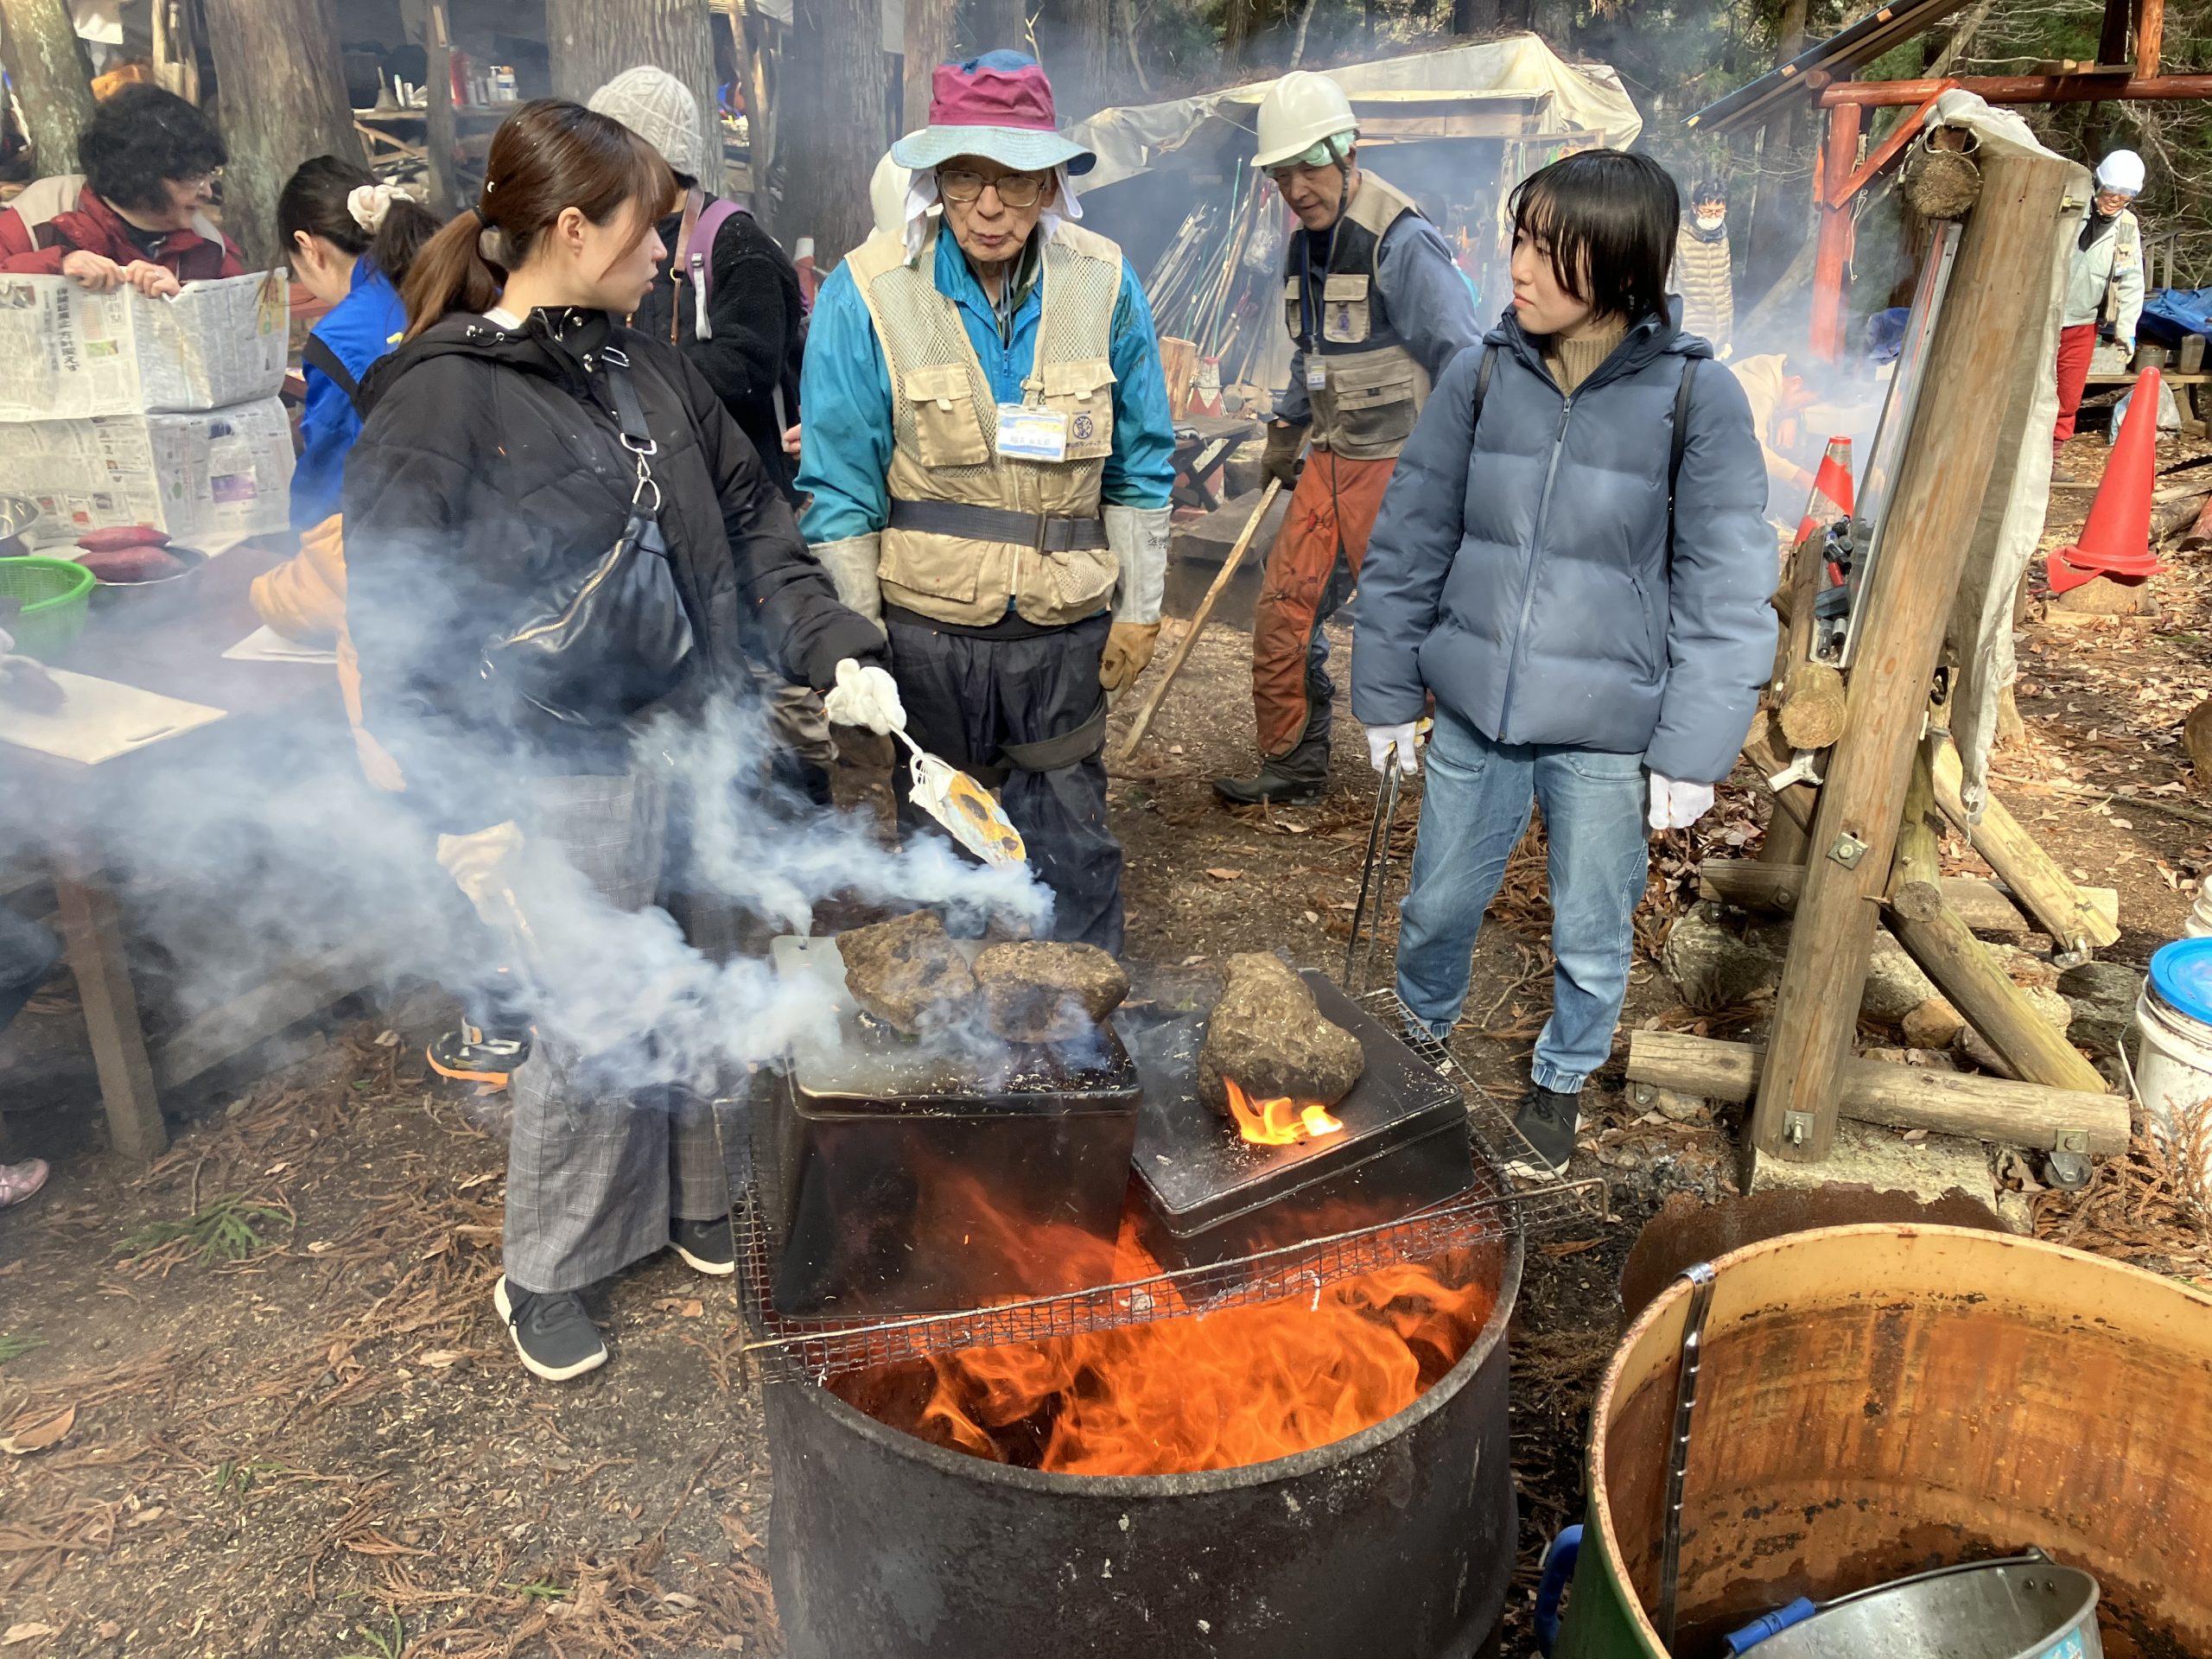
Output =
[
  {"x1": 2052, "y1": 148, "x2": 2146, "y2": 464},
  {"x1": 1213, "y1": 70, "x2": 1482, "y2": 808}
]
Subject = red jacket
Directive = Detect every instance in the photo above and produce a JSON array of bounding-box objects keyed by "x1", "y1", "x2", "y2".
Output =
[{"x1": 0, "y1": 185, "x2": 244, "y2": 280}]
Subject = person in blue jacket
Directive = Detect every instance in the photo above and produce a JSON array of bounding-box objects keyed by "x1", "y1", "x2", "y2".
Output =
[
  {"x1": 1351, "y1": 150, "x2": 1773, "y2": 1179},
  {"x1": 797, "y1": 53, "x2": 1176, "y2": 951},
  {"x1": 279, "y1": 158, "x2": 440, "y2": 529}
]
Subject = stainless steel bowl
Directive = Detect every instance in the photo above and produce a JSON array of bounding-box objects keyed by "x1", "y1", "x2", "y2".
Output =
[
  {"x1": 0, "y1": 495, "x2": 41, "y2": 558},
  {"x1": 84, "y1": 543, "x2": 207, "y2": 629}
]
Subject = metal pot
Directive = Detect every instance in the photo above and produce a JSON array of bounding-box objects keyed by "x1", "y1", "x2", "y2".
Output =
[
  {"x1": 0, "y1": 494, "x2": 41, "y2": 560},
  {"x1": 1730, "y1": 1556, "x2": 2102, "y2": 1659},
  {"x1": 84, "y1": 543, "x2": 207, "y2": 629}
]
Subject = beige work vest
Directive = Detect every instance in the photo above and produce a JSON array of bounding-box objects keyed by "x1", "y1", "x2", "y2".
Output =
[
  {"x1": 1281, "y1": 172, "x2": 1432, "y2": 460},
  {"x1": 845, "y1": 220, "x2": 1128, "y2": 628}
]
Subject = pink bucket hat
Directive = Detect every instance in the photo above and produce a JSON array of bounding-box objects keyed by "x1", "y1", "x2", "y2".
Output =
[{"x1": 891, "y1": 52, "x2": 1096, "y2": 176}]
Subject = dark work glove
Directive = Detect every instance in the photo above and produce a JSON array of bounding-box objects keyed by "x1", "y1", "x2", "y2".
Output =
[{"x1": 1262, "y1": 420, "x2": 1309, "y2": 491}]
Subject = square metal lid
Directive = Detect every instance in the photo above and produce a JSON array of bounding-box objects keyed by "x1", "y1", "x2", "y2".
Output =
[
  {"x1": 1122, "y1": 968, "x2": 1467, "y2": 1232},
  {"x1": 771, "y1": 934, "x2": 1138, "y2": 1117}
]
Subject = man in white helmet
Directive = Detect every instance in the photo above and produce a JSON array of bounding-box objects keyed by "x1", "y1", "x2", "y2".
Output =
[
  {"x1": 2053, "y1": 148, "x2": 2146, "y2": 460},
  {"x1": 1214, "y1": 70, "x2": 1483, "y2": 807}
]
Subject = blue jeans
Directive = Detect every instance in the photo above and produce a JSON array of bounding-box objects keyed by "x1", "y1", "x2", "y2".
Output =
[{"x1": 1395, "y1": 709, "x2": 1649, "y2": 1093}]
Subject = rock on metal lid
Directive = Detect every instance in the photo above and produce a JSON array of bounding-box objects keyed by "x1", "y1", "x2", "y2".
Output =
[{"x1": 2149, "y1": 937, "x2": 2212, "y2": 1027}]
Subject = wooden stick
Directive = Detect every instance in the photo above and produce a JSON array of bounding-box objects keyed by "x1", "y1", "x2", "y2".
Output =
[
  {"x1": 1696, "y1": 857, "x2": 2119, "y2": 936},
  {"x1": 1113, "y1": 477, "x2": 1284, "y2": 766},
  {"x1": 1628, "y1": 1030, "x2": 2127, "y2": 1155},
  {"x1": 1885, "y1": 747, "x2": 2111, "y2": 1094},
  {"x1": 1932, "y1": 740, "x2": 2122, "y2": 950},
  {"x1": 1750, "y1": 144, "x2": 2075, "y2": 1166},
  {"x1": 1778, "y1": 662, "x2": 1849, "y2": 750}
]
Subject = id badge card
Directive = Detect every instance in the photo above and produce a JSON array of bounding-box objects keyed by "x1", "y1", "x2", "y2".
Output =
[
  {"x1": 996, "y1": 404, "x2": 1069, "y2": 462},
  {"x1": 1306, "y1": 363, "x2": 1328, "y2": 391}
]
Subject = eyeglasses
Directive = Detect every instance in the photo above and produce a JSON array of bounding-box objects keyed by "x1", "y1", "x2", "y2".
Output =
[
  {"x1": 939, "y1": 168, "x2": 1046, "y2": 209},
  {"x1": 175, "y1": 167, "x2": 224, "y2": 190}
]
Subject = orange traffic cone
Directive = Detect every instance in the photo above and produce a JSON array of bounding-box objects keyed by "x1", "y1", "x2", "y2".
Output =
[
  {"x1": 1793, "y1": 436, "x2": 1854, "y2": 550},
  {"x1": 2049, "y1": 366, "x2": 2165, "y2": 594}
]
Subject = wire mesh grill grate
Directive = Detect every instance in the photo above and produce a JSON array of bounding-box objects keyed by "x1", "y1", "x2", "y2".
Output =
[{"x1": 729, "y1": 987, "x2": 1605, "y2": 1385}]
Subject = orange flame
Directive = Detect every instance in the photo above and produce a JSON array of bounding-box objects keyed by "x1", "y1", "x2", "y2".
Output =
[{"x1": 1224, "y1": 1076, "x2": 1346, "y2": 1147}]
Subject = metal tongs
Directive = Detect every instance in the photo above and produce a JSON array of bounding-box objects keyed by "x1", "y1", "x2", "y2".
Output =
[
  {"x1": 890, "y1": 724, "x2": 1028, "y2": 872},
  {"x1": 1342, "y1": 724, "x2": 1426, "y2": 992}
]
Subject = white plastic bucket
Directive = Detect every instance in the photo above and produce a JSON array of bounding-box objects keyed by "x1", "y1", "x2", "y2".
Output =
[
  {"x1": 2135, "y1": 982, "x2": 2212, "y2": 1189},
  {"x1": 2187, "y1": 875, "x2": 2212, "y2": 939}
]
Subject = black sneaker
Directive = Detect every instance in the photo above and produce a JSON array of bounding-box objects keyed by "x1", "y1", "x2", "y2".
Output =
[
  {"x1": 671, "y1": 1216, "x2": 735, "y2": 1277},
  {"x1": 493, "y1": 1277, "x2": 607, "y2": 1381},
  {"x1": 1211, "y1": 760, "x2": 1327, "y2": 808},
  {"x1": 1504, "y1": 1085, "x2": 1580, "y2": 1182},
  {"x1": 428, "y1": 1024, "x2": 532, "y2": 1090}
]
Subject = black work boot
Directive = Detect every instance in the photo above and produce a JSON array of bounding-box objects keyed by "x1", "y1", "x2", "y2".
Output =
[
  {"x1": 1504, "y1": 1084, "x2": 1581, "y2": 1182},
  {"x1": 1213, "y1": 729, "x2": 1330, "y2": 808}
]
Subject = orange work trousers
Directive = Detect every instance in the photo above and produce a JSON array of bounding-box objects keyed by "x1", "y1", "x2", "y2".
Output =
[{"x1": 1251, "y1": 448, "x2": 1397, "y2": 760}]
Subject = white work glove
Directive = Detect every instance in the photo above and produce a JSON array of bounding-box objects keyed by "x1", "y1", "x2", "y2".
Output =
[
  {"x1": 1105, "y1": 504, "x2": 1170, "y2": 625},
  {"x1": 824, "y1": 658, "x2": 906, "y2": 735},
  {"x1": 1366, "y1": 722, "x2": 1421, "y2": 776},
  {"x1": 435, "y1": 821, "x2": 526, "y2": 931},
  {"x1": 810, "y1": 534, "x2": 883, "y2": 629},
  {"x1": 1648, "y1": 773, "x2": 1716, "y2": 831}
]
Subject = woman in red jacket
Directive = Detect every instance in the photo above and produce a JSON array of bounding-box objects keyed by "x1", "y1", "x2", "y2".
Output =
[{"x1": 0, "y1": 84, "x2": 243, "y2": 296}]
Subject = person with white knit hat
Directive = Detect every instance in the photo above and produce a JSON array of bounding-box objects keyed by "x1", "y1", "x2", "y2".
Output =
[
  {"x1": 2053, "y1": 148, "x2": 2148, "y2": 459},
  {"x1": 588, "y1": 67, "x2": 810, "y2": 509}
]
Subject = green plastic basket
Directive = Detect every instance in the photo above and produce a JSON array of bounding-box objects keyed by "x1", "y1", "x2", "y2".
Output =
[{"x1": 0, "y1": 556, "x2": 95, "y2": 661}]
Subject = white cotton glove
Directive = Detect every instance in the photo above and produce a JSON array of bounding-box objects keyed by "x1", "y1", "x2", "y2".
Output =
[
  {"x1": 1366, "y1": 722, "x2": 1421, "y2": 776},
  {"x1": 435, "y1": 821, "x2": 526, "y2": 930},
  {"x1": 1648, "y1": 773, "x2": 1716, "y2": 831},
  {"x1": 810, "y1": 534, "x2": 883, "y2": 629},
  {"x1": 824, "y1": 658, "x2": 906, "y2": 735}
]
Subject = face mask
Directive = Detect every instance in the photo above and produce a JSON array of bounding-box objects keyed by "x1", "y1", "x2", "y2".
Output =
[{"x1": 1695, "y1": 212, "x2": 1725, "y2": 232}]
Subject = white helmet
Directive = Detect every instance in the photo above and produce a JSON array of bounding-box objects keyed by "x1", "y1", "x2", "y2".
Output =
[
  {"x1": 869, "y1": 148, "x2": 913, "y2": 238},
  {"x1": 1252, "y1": 71, "x2": 1357, "y2": 172},
  {"x1": 2095, "y1": 149, "x2": 2145, "y2": 196}
]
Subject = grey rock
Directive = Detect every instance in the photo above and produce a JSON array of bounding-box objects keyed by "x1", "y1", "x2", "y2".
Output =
[
  {"x1": 2057, "y1": 958, "x2": 2144, "y2": 1058},
  {"x1": 835, "y1": 912, "x2": 977, "y2": 1034},
  {"x1": 1198, "y1": 953, "x2": 1365, "y2": 1112},
  {"x1": 1660, "y1": 903, "x2": 1788, "y2": 1014},
  {"x1": 972, "y1": 941, "x2": 1130, "y2": 1044},
  {"x1": 1862, "y1": 933, "x2": 1941, "y2": 1024}
]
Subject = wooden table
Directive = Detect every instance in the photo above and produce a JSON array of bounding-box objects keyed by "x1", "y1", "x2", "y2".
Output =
[{"x1": 11, "y1": 541, "x2": 350, "y2": 1161}]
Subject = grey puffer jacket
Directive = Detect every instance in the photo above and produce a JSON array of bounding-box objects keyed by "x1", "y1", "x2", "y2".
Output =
[{"x1": 1351, "y1": 308, "x2": 1772, "y2": 784}]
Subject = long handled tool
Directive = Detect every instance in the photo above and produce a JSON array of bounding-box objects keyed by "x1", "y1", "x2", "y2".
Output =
[
  {"x1": 1342, "y1": 734, "x2": 1418, "y2": 994},
  {"x1": 1112, "y1": 474, "x2": 1285, "y2": 767},
  {"x1": 889, "y1": 723, "x2": 1027, "y2": 871}
]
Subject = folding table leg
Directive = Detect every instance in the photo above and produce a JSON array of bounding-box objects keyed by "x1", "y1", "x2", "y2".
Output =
[{"x1": 51, "y1": 860, "x2": 166, "y2": 1163}]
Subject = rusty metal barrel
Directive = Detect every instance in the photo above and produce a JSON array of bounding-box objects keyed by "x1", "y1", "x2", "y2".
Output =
[{"x1": 1554, "y1": 1224, "x2": 2212, "y2": 1658}]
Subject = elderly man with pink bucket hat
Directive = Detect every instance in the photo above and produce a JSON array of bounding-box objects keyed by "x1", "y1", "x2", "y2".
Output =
[{"x1": 797, "y1": 52, "x2": 1175, "y2": 951}]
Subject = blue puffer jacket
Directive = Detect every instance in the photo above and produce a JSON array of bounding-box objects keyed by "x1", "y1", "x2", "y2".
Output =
[{"x1": 1351, "y1": 308, "x2": 1773, "y2": 785}]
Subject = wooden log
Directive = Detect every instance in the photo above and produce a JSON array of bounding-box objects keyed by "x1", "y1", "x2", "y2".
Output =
[
  {"x1": 1931, "y1": 739, "x2": 2121, "y2": 949},
  {"x1": 1751, "y1": 143, "x2": 2075, "y2": 1165},
  {"x1": 1742, "y1": 710, "x2": 1817, "y2": 836},
  {"x1": 1885, "y1": 748, "x2": 2111, "y2": 1094},
  {"x1": 1760, "y1": 806, "x2": 1812, "y2": 868},
  {"x1": 1697, "y1": 858, "x2": 2117, "y2": 935},
  {"x1": 0, "y1": 0, "x2": 96, "y2": 180},
  {"x1": 1779, "y1": 661, "x2": 1849, "y2": 751},
  {"x1": 1630, "y1": 1030, "x2": 2127, "y2": 1154}
]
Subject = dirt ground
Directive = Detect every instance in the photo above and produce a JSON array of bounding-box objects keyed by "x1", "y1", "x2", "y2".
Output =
[{"x1": 4, "y1": 419, "x2": 2212, "y2": 1655}]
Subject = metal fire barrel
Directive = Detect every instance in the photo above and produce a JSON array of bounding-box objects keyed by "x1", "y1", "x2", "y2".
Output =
[
  {"x1": 1553, "y1": 1224, "x2": 2212, "y2": 1659},
  {"x1": 761, "y1": 1225, "x2": 1522, "y2": 1659}
]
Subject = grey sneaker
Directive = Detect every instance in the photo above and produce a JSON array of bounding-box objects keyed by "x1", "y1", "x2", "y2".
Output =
[
  {"x1": 493, "y1": 1277, "x2": 607, "y2": 1382},
  {"x1": 671, "y1": 1216, "x2": 735, "y2": 1276},
  {"x1": 1504, "y1": 1085, "x2": 1580, "y2": 1182}
]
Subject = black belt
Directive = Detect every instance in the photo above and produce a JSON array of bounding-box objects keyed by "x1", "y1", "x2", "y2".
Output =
[{"x1": 888, "y1": 499, "x2": 1109, "y2": 552}]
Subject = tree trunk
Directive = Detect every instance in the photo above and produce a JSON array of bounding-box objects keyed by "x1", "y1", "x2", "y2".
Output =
[
  {"x1": 963, "y1": 0, "x2": 1029, "y2": 54},
  {"x1": 0, "y1": 0, "x2": 96, "y2": 180},
  {"x1": 400, "y1": 0, "x2": 460, "y2": 214},
  {"x1": 545, "y1": 0, "x2": 719, "y2": 188},
  {"x1": 779, "y1": 0, "x2": 881, "y2": 268},
  {"x1": 905, "y1": 0, "x2": 955, "y2": 134},
  {"x1": 1450, "y1": 0, "x2": 1503, "y2": 34},
  {"x1": 202, "y1": 0, "x2": 364, "y2": 269}
]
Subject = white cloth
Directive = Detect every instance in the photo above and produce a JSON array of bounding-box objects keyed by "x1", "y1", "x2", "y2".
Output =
[
  {"x1": 824, "y1": 658, "x2": 906, "y2": 734},
  {"x1": 1647, "y1": 774, "x2": 1713, "y2": 831},
  {"x1": 346, "y1": 182, "x2": 411, "y2": 233},
  {"x1": 1366, "y1": 722, "x2": 1420, "y2": 775},
  {"x1": 1105, "y1": 504, "x2": 1168, "y2": 626},
  {"x1": 435, "y1": 821, "x2": 526, "y2": 929}
]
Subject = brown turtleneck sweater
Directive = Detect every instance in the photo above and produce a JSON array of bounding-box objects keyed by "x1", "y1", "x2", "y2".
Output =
[{"x1": 1543, "y1": 315, "x2": 1630, "y2": 394}]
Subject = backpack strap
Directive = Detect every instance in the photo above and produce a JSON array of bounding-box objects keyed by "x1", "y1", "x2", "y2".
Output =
[
  {"x1": 1470, "y1": 343, "x2": 1497, "y2": 432},
  {"x1": 685, "y1": 198, "x2": 745, "y2": 343},
  {"x1": 1666, "y1": 356, "x2": 1697, "y2": 559},
  {"x1": 302, "y1": 334, "x2": 363, "y2": 415}
]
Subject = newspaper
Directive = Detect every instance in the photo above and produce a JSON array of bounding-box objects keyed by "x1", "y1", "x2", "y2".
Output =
[
  {"x1": 0, "y1": 397, "x2": 293, "y2": 546},
  {"x1": 0, "y1": 270, "x2": 289, "y2": 422}
]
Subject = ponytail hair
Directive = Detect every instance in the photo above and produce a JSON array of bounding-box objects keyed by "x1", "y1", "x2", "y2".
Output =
[
  {"x1": 276, "y1": 155, "x2": 441, "y2": 285},
  {"x1": 401, "y1": 99, "x2": 673, "y2": 339}
]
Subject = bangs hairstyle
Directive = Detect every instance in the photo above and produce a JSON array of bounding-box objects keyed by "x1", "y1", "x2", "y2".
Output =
[
  {"x1": 1510, "y1": 150, "x2": 1680, "y2": 327},
  {"x1": 402, "y1": 99, "x2": 673, "y2": 337}
]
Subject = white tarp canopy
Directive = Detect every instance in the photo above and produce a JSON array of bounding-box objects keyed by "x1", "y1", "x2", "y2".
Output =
[{"x1": 1066, "y1": 35, "x2": 1643, "y2": 192}]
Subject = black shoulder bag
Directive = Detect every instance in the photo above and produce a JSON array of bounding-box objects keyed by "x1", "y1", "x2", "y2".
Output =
[{"x1": 480, "y1": 346, "x2": 696, "y2": 728}]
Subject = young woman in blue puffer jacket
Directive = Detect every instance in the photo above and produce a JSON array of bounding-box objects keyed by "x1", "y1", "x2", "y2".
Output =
[{"x1": 1351, "y1": 149, "x2": 1774, "y2": 1179}]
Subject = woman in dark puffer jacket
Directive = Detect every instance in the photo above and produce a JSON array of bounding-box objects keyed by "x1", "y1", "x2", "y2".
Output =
[
  {"x1": 1352, "y1": 150, "x2": 1773, "y2": 1185},
  {"x1": 344, "y1": 100, "x2": 894, "y2": 1383}
]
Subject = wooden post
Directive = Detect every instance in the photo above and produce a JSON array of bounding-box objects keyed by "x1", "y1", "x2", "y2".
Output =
[
  {"x1": 1884, "y1": 747, "x2": 2110, "y2": 1094},
  {"x1": 1930, "y1": 740, "x2": 2120, "y2": 950},
  {"x1": 2133, "y1": 0, "x2": 2164, "y2": 78},
  {"x1": 202, "y1": 0, "x2": 365, "y2": 268},
  {"x1": 1749, "y1": 143, "x2": 2074, "y2": 1166},
  {"x1": 401, "y1": 0, "x2": 460, "y2": 215},
  {"x1": 1809, "y1": 99, "x2": 1861, "y2": 362},
  {"x1": 2098, "y1": 0, "x2": 2133, "y2": 67},
  {"x1": 52, "y1": 861, "x2": 166, "y2": 1164},
  {"x1": 0, "y1": 0, "x2": 96, "y2": 180},
  {"x1": 1630, "y1": 1031, "x2": 2128, "y2": 1155}
]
